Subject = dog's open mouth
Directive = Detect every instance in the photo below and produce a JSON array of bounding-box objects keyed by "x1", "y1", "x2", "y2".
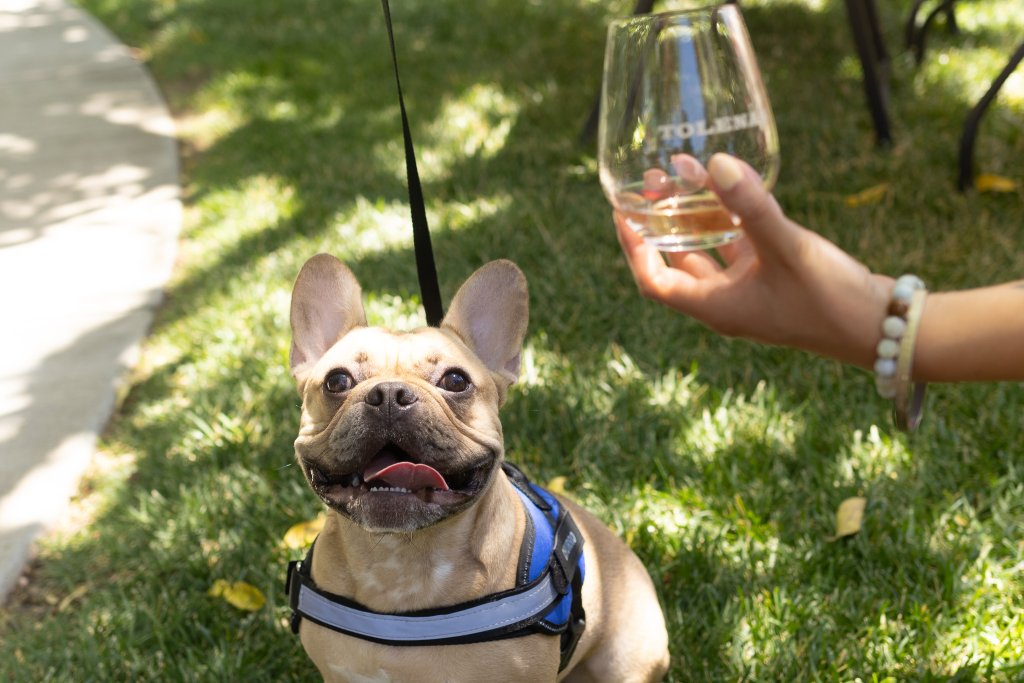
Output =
[
  {"x1": 305, "y1": 444, "x2": 486, "y2": 509},
  {"x1": 362, "y1": 450, "x2": 450, "y2": 492}
]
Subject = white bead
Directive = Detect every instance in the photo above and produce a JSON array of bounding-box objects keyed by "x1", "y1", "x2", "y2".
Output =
[
  {"x1": 892, "y1": 282, "x2": 915, "y2": 303},
  {"x1": 892, "y1": 275, "x2": 923, "y2": 304},
  {"x1": 876, "y1": 338, "x2": 900, "y2": 358},
  {"x1": 874, "y1": 358, "x2": 897, "y2": 377},
  {"x1": 896, "y1": 274, "x2": 924, "y2": 290},
  {"x1": 882, "y1": 316, "x2": 907, "y2": 338}
]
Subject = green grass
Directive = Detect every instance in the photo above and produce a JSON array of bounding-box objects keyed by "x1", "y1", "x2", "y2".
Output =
[{"x1": 3, "y1": 0, "x2": 1024, "y2": 680}]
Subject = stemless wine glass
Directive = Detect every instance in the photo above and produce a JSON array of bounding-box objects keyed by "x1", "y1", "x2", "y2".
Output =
[{"x1": 598, "y1": 4, "x2": 780, "y2": 251}]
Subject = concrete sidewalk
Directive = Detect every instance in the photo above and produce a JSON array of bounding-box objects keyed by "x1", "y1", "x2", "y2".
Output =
[{"x1": 0, "y1": 0, "x2": 181, "y2": 600}]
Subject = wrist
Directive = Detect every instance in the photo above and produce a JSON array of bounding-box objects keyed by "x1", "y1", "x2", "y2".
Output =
[
  {"x1": 776, "y1": 270, "x2": 893, "y2": 369},
  {"x1": 829, "y1": 272, "x2": 895, "y2": 369}
]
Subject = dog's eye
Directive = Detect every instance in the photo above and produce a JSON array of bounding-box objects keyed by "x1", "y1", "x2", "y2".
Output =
[
  {"x1": 438, "y1": 369, "x2": 470, "y2": 393},
  {"x1": 324, "y1": 370, "x2": 355, "y2": 394}
]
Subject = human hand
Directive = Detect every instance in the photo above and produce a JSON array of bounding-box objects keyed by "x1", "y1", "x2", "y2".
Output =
[{"x1": 615, "y1": 153, "x2": 894, "y2": 369}]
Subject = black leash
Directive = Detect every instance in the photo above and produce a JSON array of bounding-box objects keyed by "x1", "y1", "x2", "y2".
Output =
[{"x1": 380, "y1": 0, "x2": 445, "y2": 327}]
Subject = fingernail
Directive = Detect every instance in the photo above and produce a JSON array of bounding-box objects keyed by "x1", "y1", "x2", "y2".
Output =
[{"x1": 709, "y1": 154, "x2": 743, "y2": 191}]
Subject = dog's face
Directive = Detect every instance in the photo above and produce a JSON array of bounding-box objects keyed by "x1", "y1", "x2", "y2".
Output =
[{"x1": 289, "y1": 255, "x2": 528, "y2": 533}]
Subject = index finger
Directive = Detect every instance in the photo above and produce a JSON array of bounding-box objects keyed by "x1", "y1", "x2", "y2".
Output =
[{"x1": 614, "y1": 212, "x2": 701, "y2": 304}]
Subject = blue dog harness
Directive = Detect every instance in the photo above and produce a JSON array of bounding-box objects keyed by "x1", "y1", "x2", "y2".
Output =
[{"x1": 286, "y1": 463, "x2": 587, "y2": 671}]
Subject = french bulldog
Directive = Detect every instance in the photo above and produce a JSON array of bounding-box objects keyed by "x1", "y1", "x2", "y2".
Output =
[{"x1": 288, "y1": 254, "x2": 670, "y2": 682}]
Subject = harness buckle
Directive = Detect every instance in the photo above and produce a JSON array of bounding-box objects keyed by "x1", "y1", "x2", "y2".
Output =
[
  {"x1": 559, "y1": 612, "x2": 586, "y2": 671},
  {"x1": 558, "y1": 552, "x2": 587, "y2": 672},
  {"x1": 550, "y1": 510, "x2": 584, "y2": 596}
]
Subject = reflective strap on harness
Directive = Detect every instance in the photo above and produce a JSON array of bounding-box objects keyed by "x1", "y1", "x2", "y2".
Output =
[{"x1": 287, "y1": 561, "x2": 562, "y2": 645}]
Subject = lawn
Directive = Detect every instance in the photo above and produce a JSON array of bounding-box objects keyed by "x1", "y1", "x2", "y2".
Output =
[{"x1": 2, "y1": 0, "x2": 1024, "y2": 680}]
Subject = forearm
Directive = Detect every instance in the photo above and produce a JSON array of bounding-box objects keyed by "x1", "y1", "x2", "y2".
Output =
[{"x1": 912, "y1": 281, "x2": 1024, "y2": 382}]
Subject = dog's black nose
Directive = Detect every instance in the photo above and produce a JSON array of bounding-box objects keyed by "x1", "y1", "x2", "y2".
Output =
[{"x1": 365, "y1": 382, "x2": 418, "y2": 411}]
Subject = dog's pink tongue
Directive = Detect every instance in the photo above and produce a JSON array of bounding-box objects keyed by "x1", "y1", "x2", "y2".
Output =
[{"x1": 363, "y1": 454, "x2": 449, "y2": 491}]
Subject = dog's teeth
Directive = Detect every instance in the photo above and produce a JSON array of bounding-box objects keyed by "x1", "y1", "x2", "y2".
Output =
[{"x1": 368, "y1": 485, "x2": 411, "y2": 494}]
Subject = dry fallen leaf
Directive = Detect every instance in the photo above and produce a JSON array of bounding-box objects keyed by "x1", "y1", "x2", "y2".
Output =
[
  {"x1": 829, "y1": 496, "x2": 867, "y2": 541},
  {"x1": 208, "y1": 580, "x2": 266, "y2": 611},
  {"x1": 545, "y1": 476, "x2": 567, "y2": 495},
  {"x1": 282, "y1": 515, "x2": 326, "y2": 550},
  {"x1": 57, "y1": 584, "x2": 90, "y2": 612},
  {"x1": 975, "y1": 174, "x2": 1017, "y2": 193},
  {"x1": 844, "y1": 183, "x2": 890, "y2": 208}
]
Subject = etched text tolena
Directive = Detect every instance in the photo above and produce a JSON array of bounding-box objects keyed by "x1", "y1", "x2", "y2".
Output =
[{"x1": 655, "y1": 111, "x2": 766, "y2": 143}]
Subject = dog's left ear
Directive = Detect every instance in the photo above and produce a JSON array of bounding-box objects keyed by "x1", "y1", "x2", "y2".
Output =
[
  {"x1": 442, "y1": 260, "x2": 528, "y2": 401},
  {"x1": 290, "y1": 254, "x2": 367, "y2": 389}
]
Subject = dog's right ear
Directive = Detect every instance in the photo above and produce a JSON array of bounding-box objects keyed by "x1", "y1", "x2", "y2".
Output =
[{"x1": 289, "y1": 254, "x2": 366, "y2": 388}]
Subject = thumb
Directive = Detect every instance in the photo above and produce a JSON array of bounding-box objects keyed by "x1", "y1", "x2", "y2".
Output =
[{"x1": 707, "y1": 153, "x2": 799, "y2": 262}]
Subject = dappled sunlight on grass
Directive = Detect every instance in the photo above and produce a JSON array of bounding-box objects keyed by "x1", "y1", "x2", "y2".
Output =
[
  {"x1": 176, "y1": 99, "x2": 245, "y2": 153},
  {"x1": 1001, "y1": 70, "x2": 1024, "y2": 108},
  {"x1": 917, "y1": 44, "x2": 1024, "y2": 106},
  {"x1": 952, "y1": 1, "x2": 1024, "y2": 34},
  {"x1": 420, "y1": 84, "x2": 521, "y2": 180},
  {"x1": 362, "y1": 291, "x2": 429, "y2": 331},
  {"x1": 680, "y1": 381, "x2": 800, "y2": 462},
  {"x1": 823, "y1": 0, "x2": 1024, "y2": 118},
  {"x1": 620, "y1": 486, "x2": 711, "y2": 539},
  {"x1": 518, "y1": 336, "x2": 562, "y2": 389},
  {"x1": 333, "y1": 196, "x2": 416, "y2": 255},
  {"x1": 436, "y1": 193, "x2": 512, "y2": 231},
  {"x1": 180, "y1": 173, "x2": 299, "y2": 270},
  {"x1": 924, "y1": 489, "x2": 1024, "y2": 673},
  {"x1": 331, "y1": 194, "x2": 513, "y2": 261},
  {"x1": 614, "y1": 484, "x2": 784, "y2": 565},
  {"x1": 833, "y1": 424, "x2": 913, "y2": 487},
  {"x1": 512, "y1": 343, "x2": 802, "y2": 548}
]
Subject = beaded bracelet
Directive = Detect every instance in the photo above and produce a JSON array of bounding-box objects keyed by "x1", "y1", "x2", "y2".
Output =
[{"x1": 874, "y1": 274, "x2": 928, "y2": 432}]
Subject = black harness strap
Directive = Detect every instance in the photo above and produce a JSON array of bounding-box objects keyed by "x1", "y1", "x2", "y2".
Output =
[{"x1": 380, "y1": 0, "x2": 445, "y2": 327}]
